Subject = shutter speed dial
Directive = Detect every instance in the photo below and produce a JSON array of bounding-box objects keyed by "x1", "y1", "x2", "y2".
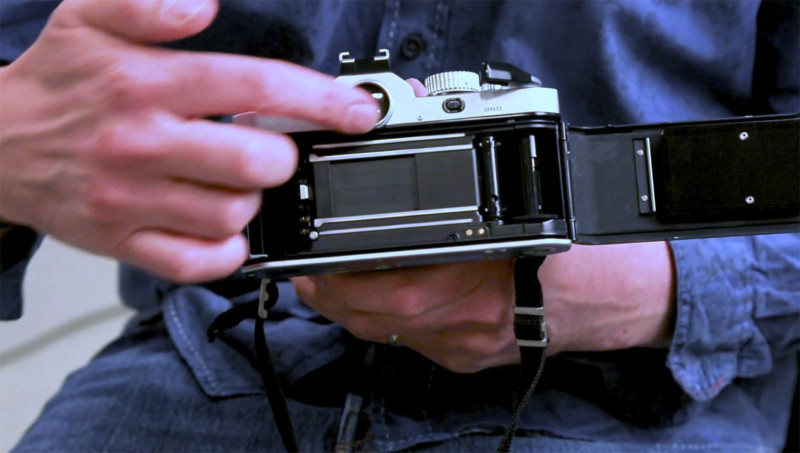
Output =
[
  {"x1": 422, "y1": 64, "x2": 545, "y2": 114},
  {"x1": 424, "y1": 71, "x2": 480, "y2": 96}
]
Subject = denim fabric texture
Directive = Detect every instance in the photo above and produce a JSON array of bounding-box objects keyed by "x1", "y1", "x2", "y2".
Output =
[{"x1": 1, "y1": 1, "x2": 799, "y2": 451}]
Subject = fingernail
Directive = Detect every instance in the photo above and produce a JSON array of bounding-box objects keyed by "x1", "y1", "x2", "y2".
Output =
[
  {"x1": 344, "y1": 103, "x2": 380, "y2": 132},
  {"x1": 160, "y1": 0, "x2": 207, "y2": 24}
]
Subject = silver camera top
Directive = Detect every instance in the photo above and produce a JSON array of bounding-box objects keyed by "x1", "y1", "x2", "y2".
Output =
[{"x1": 234, "y1": 49, "x2": 560, "y2": 133}]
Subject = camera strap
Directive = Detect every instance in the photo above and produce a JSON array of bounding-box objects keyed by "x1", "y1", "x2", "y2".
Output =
[
  {"x1": 496, "y1": 256, "x2": 548, "y2": 453},
  {"x1": 207, "y1": 279, "x2": 300, "y2": 453},
  {"x1": 208, "y1": 258, "x2": 547, "y2": 453}
]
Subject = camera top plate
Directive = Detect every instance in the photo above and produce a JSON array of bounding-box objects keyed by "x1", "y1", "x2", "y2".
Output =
[{"x1": 233, "y1": 49, "x2": 560, "y2": 133}]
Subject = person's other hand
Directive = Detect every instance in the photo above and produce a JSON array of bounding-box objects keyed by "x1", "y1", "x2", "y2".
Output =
[
  {"x1": 292, "y1": 242, "x2": 675, "y2": 373},
  {"x1": 293, "y1": 260, "x2": 519, "y2": 373},
  {"x1": 0, "y1": 0, "x2": 378, "y2": 282}
]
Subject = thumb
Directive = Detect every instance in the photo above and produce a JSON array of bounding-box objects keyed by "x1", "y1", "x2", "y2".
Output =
[
  {"x1": 52, "y1": 0, "x2": 218, "y2": 43},
  {"x1": 405, "y1": 78, "x2": 428, "y2": 97}
]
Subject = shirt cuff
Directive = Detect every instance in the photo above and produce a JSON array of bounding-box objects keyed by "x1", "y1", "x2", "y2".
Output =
[
  {"x1": 666, "y1": 234, "x2": 800, "y2": 401},
  {"x1": 1, "y1": 224, "x2": 42, "y2": 320}
]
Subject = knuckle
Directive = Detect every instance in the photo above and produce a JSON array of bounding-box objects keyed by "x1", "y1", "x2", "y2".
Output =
[
  {"x1": 112, "y1": 0, "x2": 147, "y2": 26},
  {"x1": 234, "y1": 137, "x2": 297, "y2": 188},
  {"x1": 248, "y1": 75, "x2": 282, "y2": 113},
  {"x1": 90, "y1": 118, "x2": 157, "y2": 164},
  {"x1": 482, "y1": 301, "x2": 513, "y2": 330},
  {"x1": 315, "y1": 88, "x2": 342, "y2": 120},
  {"x1": 269, "y1": 136, "x2": 299, "y2": 183},
  {"x1": 215, "y1": 195, "x2": 259, "y2": 236},
  {"x1": 91, "y1": 121, "x2": 130, "y2": 159},
  {"x1": 183, "y1": 57, "x2": 216, "y2": 94},
  {"x1": 166, "y1": 249, "x2": 203, "y2": 283},
  {"x1": 391, "y1": 285, "x2": 427, "y2": 317},
  {"x1": 97, "y1": 62, "x2": 147, "y2": 109},
  {"x1": 231, "y1": 145, "x2": 264, "y2": 186},
  {"x1": 84, "y1": 180, "x2": 127, "y2": 221},
  {"x1": 49, "y1": 0, "x2": 103, "y2": 30},
  {"x1": 471, "y1": 336, "x2": 506, "y2": 358}
]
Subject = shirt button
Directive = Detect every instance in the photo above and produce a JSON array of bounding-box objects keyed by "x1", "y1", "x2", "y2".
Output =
[{"x1": 400, "y1": 33, "x2": 426, "y2": 60}]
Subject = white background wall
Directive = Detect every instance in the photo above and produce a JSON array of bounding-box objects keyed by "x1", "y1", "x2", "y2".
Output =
[{"x1": 0, "y1": 238, "x2": 131, "y2": 452}]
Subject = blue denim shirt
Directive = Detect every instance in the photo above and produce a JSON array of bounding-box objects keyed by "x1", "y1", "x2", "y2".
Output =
[{"x1": 2, "y1": 1, "x2": 799, "y2": 451}]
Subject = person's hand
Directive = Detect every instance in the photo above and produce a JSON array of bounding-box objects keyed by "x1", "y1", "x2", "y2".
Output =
[
  {"x1": 292, "y1": 242, "x2": 675, "y2": 373},
  {"x1": 293, "y1": 260, "x2": 519, "y2": 373},
  {"x1": 0, "y1": 0, "x2": 378, "y2": 282}
]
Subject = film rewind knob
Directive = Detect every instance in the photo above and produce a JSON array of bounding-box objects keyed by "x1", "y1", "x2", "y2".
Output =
[{"x1": 424, "y1": 71, "x2": 480, "y2": 96}]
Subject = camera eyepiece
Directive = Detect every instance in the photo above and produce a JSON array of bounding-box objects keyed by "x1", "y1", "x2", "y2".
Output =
[{"x1": 356, "y1": 82, "x2": 391, "y2": 126}]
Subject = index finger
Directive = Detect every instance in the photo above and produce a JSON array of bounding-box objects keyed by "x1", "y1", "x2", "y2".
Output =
[
  {"x1": 53, "y1": 0, "x2": 217, "y2": 43},
  {"x1": 127, "y1": 49, "x2": 381, "y2": 134}
]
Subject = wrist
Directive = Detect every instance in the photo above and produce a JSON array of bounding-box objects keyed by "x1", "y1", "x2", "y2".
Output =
[
  {"x1": 541, "y1": 242, "x2": 678, "y2": 354},
  {"x1": 623, "y1": 241, "x2": 677, "y2": 349},
  {"x1": 642, "y1": 242, "x2": 677, "y2": 348}
]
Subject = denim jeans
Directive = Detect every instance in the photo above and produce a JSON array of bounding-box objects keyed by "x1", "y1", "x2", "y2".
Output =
[{"x1": 13, "y1": 307, "x2": 780, "y2": 453}]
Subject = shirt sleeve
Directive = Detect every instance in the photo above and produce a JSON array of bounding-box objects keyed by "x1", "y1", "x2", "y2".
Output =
[
  {"x1": 0, "y1": 225, "x2": 43, "y2": 319},
  {"x1": 666, "y1": 233, "x2": 800, "y2": 401}
]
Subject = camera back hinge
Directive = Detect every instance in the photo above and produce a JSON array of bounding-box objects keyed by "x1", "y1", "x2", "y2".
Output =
[{"x1": 558, "y1": 122, "x2": 578, "y2": 241}]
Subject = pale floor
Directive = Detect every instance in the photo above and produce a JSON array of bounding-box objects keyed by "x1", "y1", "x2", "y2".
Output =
[{"x1": 0, "y1": 238, "x2": 131, "y2": 452}]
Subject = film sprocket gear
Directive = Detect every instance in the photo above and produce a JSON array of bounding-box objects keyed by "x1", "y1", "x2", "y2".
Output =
[{"x1": 234, "y1": 49, "x2": 799, "y2": 279}]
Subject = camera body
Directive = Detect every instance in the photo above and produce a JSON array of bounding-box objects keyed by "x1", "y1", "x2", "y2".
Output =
[{"x1": 235, "y1": 50, "x2": 800, "y2": 278}]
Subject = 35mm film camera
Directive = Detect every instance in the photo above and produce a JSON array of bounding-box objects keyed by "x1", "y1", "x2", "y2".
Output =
[{"x1": 235, "y1": 50, "x2": 799, "y2": 278}]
